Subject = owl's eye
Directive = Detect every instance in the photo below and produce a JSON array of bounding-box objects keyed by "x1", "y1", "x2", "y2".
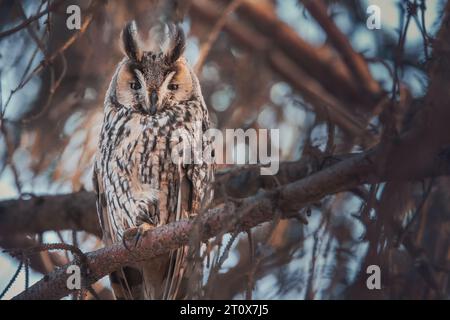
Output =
[
  {"x1": 130, "y1": 82, "x2": 141, "y2": 90},
  {"x1": 168, "y1": 83, "x2": 179, "y2": 91}
]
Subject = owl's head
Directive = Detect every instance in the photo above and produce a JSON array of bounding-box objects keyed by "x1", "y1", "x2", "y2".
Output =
[{"x1": 109, "y1": 21, "x2": 197, "y2": 115}]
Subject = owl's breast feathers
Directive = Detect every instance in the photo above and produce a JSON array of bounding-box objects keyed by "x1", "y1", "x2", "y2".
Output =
[{"x1": 94, "y1": 98, "x2": 213, "y2": 241}]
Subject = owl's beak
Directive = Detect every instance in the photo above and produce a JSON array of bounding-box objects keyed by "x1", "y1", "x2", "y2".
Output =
[{"x1": 149, "y1": 90, "x2": 158, "y2": 115}]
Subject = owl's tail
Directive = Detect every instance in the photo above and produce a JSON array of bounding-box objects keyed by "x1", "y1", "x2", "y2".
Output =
[
  {"x1": 109, "y1": 267, "x2": 143, "y2": 300},
  {"x1": 108, "y1": 257, "x2": 172, "y2": 300},
  {"x1": 141, "y1": 254, "x2": 172, "y2": 299},
  {"x1": 141, "y1": 246, "x2": 202, "y2": 300},
  {"x1": 110, "y1": 255, "x2": 172, "y2": 300}
]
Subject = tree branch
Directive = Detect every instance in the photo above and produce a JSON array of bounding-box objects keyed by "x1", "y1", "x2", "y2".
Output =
[
  {"x1": 0, "y1": 0, "x2": 64, "y2": 39},
  {"x1": 301, "y1": 0, "x2": 381, "y2": 99},
  {"x1": 0, "y1": 191, "x2": 101, "y2": 237}
]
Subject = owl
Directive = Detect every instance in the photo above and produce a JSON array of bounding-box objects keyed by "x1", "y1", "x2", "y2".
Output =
[{"x1": 92, "y1": 21, "x2": 214, "y2": 300}]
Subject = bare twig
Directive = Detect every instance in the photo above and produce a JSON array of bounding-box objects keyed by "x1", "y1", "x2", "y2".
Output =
[
  {"x1": 195, "y1": 0, "x2": 243, "y2": 74},
  {"x1": 0, "y1": 0, "x2": 64, "y2": 39},
  {"x1": 0, "y1": 259, "x2": 23, "y2": 299},
  {"x1": 301, "y1": 0, "x2": 381, "y2": 98}
]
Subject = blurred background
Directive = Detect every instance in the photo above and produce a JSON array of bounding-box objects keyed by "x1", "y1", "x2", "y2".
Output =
[{"x1": 0, "y1": 0, "x2": 449, "y2": 299}]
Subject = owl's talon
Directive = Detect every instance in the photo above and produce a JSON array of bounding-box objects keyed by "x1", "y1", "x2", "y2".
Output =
[
  {"x1": 122, "y1": 223, "x2": 154, "y2": 250},
  {"x1": 123, "y1": 237, "x2": 132, "y2": 251},
  {"x1": 122, "y1": 227, "x2": 139, "y2": 251}
]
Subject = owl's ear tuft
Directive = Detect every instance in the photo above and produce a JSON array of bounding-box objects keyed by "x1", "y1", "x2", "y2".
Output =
[
  {"x1": 121, "y1": 21, "x2": 143, "y2": 62},
  {"x1": 165, "y1": 24, "x2": 185, "y2": 65}
]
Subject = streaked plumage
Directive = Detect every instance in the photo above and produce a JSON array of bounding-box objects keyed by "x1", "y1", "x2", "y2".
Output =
[{"x1": 93, "y1": 21, "x2": 214, "y2": 299}]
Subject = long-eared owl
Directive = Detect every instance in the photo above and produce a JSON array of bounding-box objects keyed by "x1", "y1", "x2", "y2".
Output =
[{"x1": 92, "y1": 21, "x2": 214, "y2": 300}]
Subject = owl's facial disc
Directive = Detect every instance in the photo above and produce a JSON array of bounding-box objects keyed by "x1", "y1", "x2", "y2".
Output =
[
  {"x1": 114, "y1": 56, "x2": 195, "y2": 116},
  {"x1": 114, "y1": 22, "x2": 192, "y2": 115}
]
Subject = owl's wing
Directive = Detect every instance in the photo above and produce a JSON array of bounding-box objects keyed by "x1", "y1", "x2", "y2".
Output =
[
  {"x1": 162, "y1": 169, "x2": 192, "y2": 300},
  {"x1": 163, "y1": 117, "x2": 215, "y2": 300},
  {"x1": 92, "y1": 161, "x2": 143, "y2": 300},
  {"x1": 92, "y1": 161, "x2": 112, "y2": 244}
]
